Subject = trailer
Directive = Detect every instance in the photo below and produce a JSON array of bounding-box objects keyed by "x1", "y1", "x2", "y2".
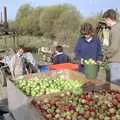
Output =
[{"x1": 6, "y1": 70, "x2": 120, "y2": 120}]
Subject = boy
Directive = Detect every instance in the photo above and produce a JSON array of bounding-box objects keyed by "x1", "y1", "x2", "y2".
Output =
[
  {"x1": 52, "y1": 45, "x2": 70, "y2": 64},
  {"x1": 74, "y1": 23, "x2": 103, "y2": 73},
  {"x1": 103, "y1": 9, "x2": 120, "y2": 84},
  {"x1": 10, "y1": 45, "x2": 27, "y2": 79}
]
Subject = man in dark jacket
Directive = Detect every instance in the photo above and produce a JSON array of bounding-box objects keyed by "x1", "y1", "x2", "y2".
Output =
[
  {"x1": 52, "y1": 45, "x2": 70, "y2": 64},
  {"x1": 103, "y1": 9, "x2": 120, "y2": 84}
]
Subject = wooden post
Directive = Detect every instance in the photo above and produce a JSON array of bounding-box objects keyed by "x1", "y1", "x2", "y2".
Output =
[
  {"x1": 0, "y1": 11, "x2": 3, "y2": 23},
  {"x1": 3, "y1": 6, "x2": 8, "y2": 29},
  {"x1": 4, "y1": 36, "x2": 7, "y2": 47},
  {"x1": 13, "y1": 34, "x2": 16, "y2": 49},
  {"x1": 15, "y1": 33, "x2": 19, "y2": 48}
]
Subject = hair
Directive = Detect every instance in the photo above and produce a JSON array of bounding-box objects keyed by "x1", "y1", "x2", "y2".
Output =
[
  {"x1": 80, "y1": 23, "x2": 94, "y2": 35},
  {"x1": 24, "y1": 47, "x2": 30, "y2": 53},
  {"x1": 16, "y1": 45, "x2": 24, "y2": 52},
  {"x1": 18, "y1": 45, "x2": 24, "y2": 49},
  {"x1": 95, "y1": 22, "x2": 107, "y2": 34},
  {"x1": 56, "y1": 45, "x2": 63, "y2": 52},
  {"x1": 103, "y1": 9, "x2": 117, "y2": 21}
]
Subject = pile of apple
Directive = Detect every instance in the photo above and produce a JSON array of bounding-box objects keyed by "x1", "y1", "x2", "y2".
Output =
[
  {"x1": 31, "y1": 89, "x2": 120, "y2": 120},
  {"x1": 15, "y1": 77, "x2": 84, "y2": 97},
  {"x1": 84, "y1": 59, "x2": 97, "y2": 65}
]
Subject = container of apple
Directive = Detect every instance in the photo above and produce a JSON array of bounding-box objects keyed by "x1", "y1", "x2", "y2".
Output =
[
  {"x1": 31, "y1": 89, "x2": 120, "y2": 120},
  {"x1": 84, "y1": 59, "x2": 98, "y2": 80},
  {"x1": 15, "y1": 74, "x2": 120, "y2": 120},
  {"x1": 15, "y1": 77, "x2": 84, "y2": 97}
]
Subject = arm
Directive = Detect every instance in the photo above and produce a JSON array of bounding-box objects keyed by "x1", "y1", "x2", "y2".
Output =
[
  {"x1": 53, "y1": 56, "x2": 59, "y2": 64},
  {"x1": 67, "y1": 55, "x2": 71, "y2": 63},
  {"x1": 9, "y1": 56, "x2": 16, "y2": 79},
  {"x1": 97, "y1": 39, "x2": 103, "y2": 61},
  {"x1": 106, "y1": 29, "x2": 120, "y2": 58},
  {"x1": 74, "y1": 37, "x2": 82, "y2": 60}
]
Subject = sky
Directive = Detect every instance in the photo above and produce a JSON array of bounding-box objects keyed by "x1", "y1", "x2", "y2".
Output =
[{"x1": 0, "y1": 0, "x2": 120, "y2": 20}]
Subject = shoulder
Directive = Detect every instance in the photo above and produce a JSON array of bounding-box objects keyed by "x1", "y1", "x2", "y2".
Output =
[
  {"x1": 112, "y1": 22, "x2": 120, "y2": 32},
  {"x1": 79, "y1": 36, "x2": 85, "y2": 40},
  {"x1": 11, "y1": 54, "x2": 17, "y2": 59},
  {"x1": 77, "y1": 36, "x2": 85, "y2": 43},
  {"x1": 93, "y1": 36, "x2": 101, "y2": 44},
  {"x1": 55, "y1": 53, "x2": 65, "y2": 58},
  {"x1": 10, "y1": 55, "x2": 17, "y2": 62}
]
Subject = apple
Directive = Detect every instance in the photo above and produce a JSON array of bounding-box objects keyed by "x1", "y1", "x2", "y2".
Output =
[{"x1": 84, "y1": 59, "x2": 97, "y2": 65}]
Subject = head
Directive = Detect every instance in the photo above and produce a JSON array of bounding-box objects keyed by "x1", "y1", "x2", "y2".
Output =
[
  {"x1": 55, "y1": 45, "x2": 63, "y2": 53},
  {"x1": 24, "y1": 47, "x2": 30, "y2": 53},
  {"x1": 96, "y1": 21, "x2": 107, "y2": 34},
  {"x1": 17, "y1": 45, "x2": 24, "y2": 56},
  {"x1": 80, "y1": 23, "x2": 94, "y2": 38},
  {"x1": 103, "y1": 9, "x2": 117, "y2": 27}
]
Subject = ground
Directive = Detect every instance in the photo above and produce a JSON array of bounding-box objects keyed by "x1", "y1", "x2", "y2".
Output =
[{"x1": 0, "y1": 86, "x2": 14, "y2": 120}]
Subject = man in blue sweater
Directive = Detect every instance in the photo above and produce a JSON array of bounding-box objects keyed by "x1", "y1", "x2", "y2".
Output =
[{"x1": 74, "y1": 23, "x2": 103, "y2": 73}]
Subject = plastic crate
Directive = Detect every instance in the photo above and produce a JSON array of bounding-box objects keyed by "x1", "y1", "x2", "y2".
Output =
[
  {"x1": 39, "y1": 65, "x2": 49, "y2": 72},
  {"x1": 49, "y1": 63, "x2": 78, "y2": 71}
]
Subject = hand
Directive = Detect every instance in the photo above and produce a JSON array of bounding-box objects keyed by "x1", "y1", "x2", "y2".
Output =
[
  {"x1": 97, "y1": 60, "x2": 102, "y2": 64},
  {"x1": 81, "y1": 58, "x2": 84, "y2": 64},
  {"x1": 72, "y1": 53, "x2": 76, "y2": 59},
  {"x1": 12, "y1": 74, "x2": 15, "y2": 81}
]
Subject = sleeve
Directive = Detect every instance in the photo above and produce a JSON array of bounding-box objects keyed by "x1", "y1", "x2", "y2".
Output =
[
  {"x1": 67, "y1": 55, "x2": 71, "y2": 63},
  {"x1": 105, "y1": 29, "x2": 120, "y2": 58},
  {"x1": 53, "y1": 56, "x2": 59, "y2": 64},
  {"x1": 74, "y1": 37, "x2": 82, "y2": 60},
  {"x1": 9, "y1": 56, "x2": 16, "y2": 77},
  {"x1": 97, "y1": 39, "x2": 103, "y2": 61}
]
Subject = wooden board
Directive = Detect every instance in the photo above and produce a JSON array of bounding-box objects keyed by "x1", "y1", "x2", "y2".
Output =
[{"x1": 7, "y1": 80, "x2": 44, "y2": 120}]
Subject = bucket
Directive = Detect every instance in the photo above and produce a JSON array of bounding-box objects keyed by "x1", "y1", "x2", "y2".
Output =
[
  {"x1": 84, "y1": 64, "x2": 98, "y2": 79},
  {"x1": 39, "y1": 65, "x2": 49, "y2": 72}
]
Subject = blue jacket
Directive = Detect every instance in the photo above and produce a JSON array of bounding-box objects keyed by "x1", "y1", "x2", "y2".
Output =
[
  {"x1": 74, "y1": 36, "x2": 103, "y2": 61},
  {"x1": 53, "y1": 53, "x2": 70, "y2": 64}
]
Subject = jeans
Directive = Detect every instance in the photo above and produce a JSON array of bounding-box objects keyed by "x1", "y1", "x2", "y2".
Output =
[
  {"x1": 79, "y1": 64, "x2": 84, "y2": 73},
  {"x1": 109, "y1": 63, "x2": 120, "y2": 85}
]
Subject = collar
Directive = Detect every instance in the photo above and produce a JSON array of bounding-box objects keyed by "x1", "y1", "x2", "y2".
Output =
[
  {"x1": 112, "y1": 22, "x2": 119, "y2": 30},
  {"x1": 85, "y1": 37, "x2": 93, "y2": 43},
  {"x1": 54, "y1": 52, "x2": 63, "y2": 57},
  {"x1": 17, "y1": 53, "x2": 20, "y2": 57},
  {"x1": 17, "y1": 53, "x2": 22, "y2": 57},
  {"x1": 111, "y1": 21, "x2": 117, "y2": 28}
]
